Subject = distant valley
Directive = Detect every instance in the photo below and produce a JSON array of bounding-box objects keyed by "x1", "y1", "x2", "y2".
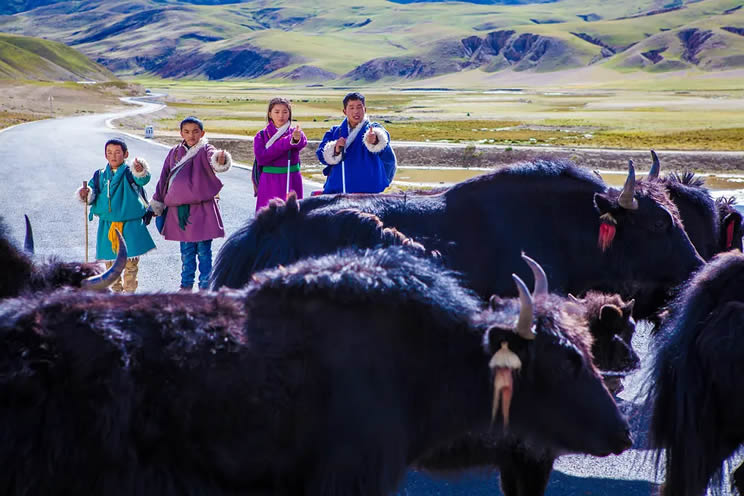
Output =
[{"x1": 0, "y1": 0, "x2": 742, "y2": 82}]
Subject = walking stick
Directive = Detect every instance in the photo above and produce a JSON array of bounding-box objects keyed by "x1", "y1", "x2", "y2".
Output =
[
  {"x1": 341, "y1": 150, "x2": 346, "y2": 194},
  {"x1": 286, "y1": 149, "x2": 291, "y2": 199},
  {"x1": 83, "y1": 180, "x2": 89, "y2": 262}
]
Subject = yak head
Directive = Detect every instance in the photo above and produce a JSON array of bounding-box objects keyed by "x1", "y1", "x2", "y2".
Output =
[
  {"x1": 716, "y1": 195, "x2": 743, "y2": 253},
  {"x1": 592, "y1": 160, "x2": 704, "y2": 320},
  {"x1": 0, "y1": 216, "x2": 126, "y2": 299},
  {"x1": 569, "y1": 291, "x2": 639, "y2": 394},
  {"x1": 646, "y1": 150, "x2": 722, "y2": 260},
  {"x1": 482, "y1": 254, "x2": 632, "y2": 457}
]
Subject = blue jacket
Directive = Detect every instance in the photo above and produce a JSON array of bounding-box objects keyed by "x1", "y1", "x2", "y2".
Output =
[{"x1": 316, "y1": 119, "x2": 396, "y2": 194}]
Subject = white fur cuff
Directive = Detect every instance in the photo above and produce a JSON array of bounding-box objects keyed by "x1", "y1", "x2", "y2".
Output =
[
  {"x1": 364, "y1": 127, "x2": 389, "y2": 154},
  {"x1": 150, "y1": 199, "x2": 165, "y2": 216},
  {"x1": 210, "y1": 150, "x2": 232, "y2": 173},
  {"x1": 75, "y1": 185, "x2": 94, "y2": 204},
  {"x1": 322, "y1": 141, "x2": 343, "y2": 165},
  {"x1": 130, "y1": 158, "x2": 150, "y2": 178}
]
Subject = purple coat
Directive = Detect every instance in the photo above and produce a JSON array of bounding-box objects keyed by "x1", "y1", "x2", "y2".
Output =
[
  {"x1": 152, "y1": 139, "x2": 231, "y2": 242},
  {"x1": 254, "y1": 122, "x2": 307, "y2": 211}
]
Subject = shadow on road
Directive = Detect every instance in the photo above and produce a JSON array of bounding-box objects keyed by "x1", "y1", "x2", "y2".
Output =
[{"x1": 397, "y1": 468, "x2": 658, "y2": 495}]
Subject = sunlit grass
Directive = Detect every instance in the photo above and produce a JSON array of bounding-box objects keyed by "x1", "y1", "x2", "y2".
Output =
[{"x1": 123, "y1": 80, "x2": 744, "y2": 150}]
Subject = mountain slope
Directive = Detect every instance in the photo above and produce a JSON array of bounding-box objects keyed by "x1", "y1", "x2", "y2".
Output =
[
  {"x1": 0, "y1": 0, "x2": 741, "y2": 81},
  {"x1": 0, "y1": 33, "x2": 116, "y2": 81}
]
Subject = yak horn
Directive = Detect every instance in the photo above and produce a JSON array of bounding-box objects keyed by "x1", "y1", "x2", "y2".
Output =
[
  {"x1": 618, "y1": 160, "x2": 639, "y2": 210},
  {"x1": 521, "y1": 252, "x2": 548, "y2": 297},
  {"x1": 568, "y1": 293, "x2": 581, "y2": 303},
  {"x1": 24, "y1": 214, "x2": 34, "y2": 254},
  {"x1": 648, "y1": 150, "x2": 660, "y2": 179},
  {"x1": 512, "y1": 274, "x2": 536, "y2": 340},
  {"x1": 81, "y1": 230, "x2": 127, "y2": 290}
]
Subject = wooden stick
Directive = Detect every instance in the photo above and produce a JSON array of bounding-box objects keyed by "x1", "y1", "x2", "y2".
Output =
[{"x1": 83, "y1": 180, "x2": 88, "y2": 262}]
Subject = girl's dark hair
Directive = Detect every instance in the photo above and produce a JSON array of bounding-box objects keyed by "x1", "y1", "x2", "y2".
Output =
[
  {"x1": 180, "y1": 116, "x2": 204, "y2": 130},
  {"x1": 104, "y1": 138, "x2": 128, "y2": 154},
  {"x1": 267, "y1": 97, "x2": 292, "y2": 123}
]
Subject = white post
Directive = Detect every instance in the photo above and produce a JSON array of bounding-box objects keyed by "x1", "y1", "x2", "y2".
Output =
[{"x1": 48, "y1": 95, "x2": 54, "y2": 116}]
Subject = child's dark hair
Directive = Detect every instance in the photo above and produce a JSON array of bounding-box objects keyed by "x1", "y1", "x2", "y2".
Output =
[
  {"x1": 343, "y1": 92, "x2": 365, "y2": 109},
  {"x1": 104, "y1": 138, "x2": 128, "y2": 154},
  {"x1": 180, "y1": 116, "x2": 204, "y2": 130},
  {"x1": 267, "y1": 97, "x2": 292, "y2": 123}
]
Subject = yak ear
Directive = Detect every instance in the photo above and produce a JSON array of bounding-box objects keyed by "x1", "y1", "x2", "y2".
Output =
[
  {"x1": 593, "y1": 192, "x2": 615, "y2": 215},
  {"x1": 599, "y1": 304, "x2": 623, "y2": 326}
]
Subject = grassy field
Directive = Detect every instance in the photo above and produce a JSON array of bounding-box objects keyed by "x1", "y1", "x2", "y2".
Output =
[
  {"x1": 121, "y1": 79, "x2": 744, "y2": 151},
  {"x1": 0, "y1": 33, "x2": 115, "y2": 81}
]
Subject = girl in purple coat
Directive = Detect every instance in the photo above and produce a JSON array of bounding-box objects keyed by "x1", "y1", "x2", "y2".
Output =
[{"x1": 253, "y1": 97, "x2": 308, "y2": 211}]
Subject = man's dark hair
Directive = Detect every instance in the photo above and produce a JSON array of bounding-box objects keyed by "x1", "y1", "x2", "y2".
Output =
[
  {"x1": 343, "y1": 92, "x2": 365, "y2": 109},
  {"x1": 104, "y1": 138, "x2": 128, "y2": 154},
  {"x1": 180, "y1": 116, "x2": 204, "y2": 130}
]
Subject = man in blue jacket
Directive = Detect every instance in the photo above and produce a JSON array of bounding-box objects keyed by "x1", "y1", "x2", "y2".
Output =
[{"x1": 316, "y1": 92, "x2": 396, "y2": 194}]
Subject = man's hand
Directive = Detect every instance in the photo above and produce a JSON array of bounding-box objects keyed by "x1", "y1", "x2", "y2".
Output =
[
  {"x1": 133, "y1": 158, "x2": 145, "y2": 174},
  {"x1": 366, "y1": 128, "x2": 379, "y2": 145},
  {"x1": 216, "y1": 150, "x2": 226, "y2": 165},
  {"x1": 334, "y1": 137, "x2": 346, "y2": 155},
  {"x1": 292, "y1": 123, "x2": 302, "y2": 142},
  {"x1": 79, "y1": 187, "x2": 91, "y2": 201}
]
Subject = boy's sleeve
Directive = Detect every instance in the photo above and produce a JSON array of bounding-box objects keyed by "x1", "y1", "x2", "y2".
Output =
[
  {"x1": 206, "y1": 143, "x2": 233, "y2": 173},
  {"x1": 131, "y1": 158, "x2": 151, "y2": 186},
  {"x1": 363, "y1": 124, "x2": 390, "y2": 154},
  {"x1": 74, "y1": 172, "x2": 98, "y2": 205},
  {"x1": 317, "y1": 127, "x2": 342, "y2": 173}
]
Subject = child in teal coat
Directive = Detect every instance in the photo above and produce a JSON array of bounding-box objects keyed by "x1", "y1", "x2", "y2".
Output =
[{"x1": 76, "y1": 138, "x2": 156, "y2": 292}]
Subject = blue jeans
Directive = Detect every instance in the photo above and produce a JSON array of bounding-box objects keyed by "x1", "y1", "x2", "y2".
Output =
[{"x1": 180, "y1": 240, "x2": 213, "y2": 289}]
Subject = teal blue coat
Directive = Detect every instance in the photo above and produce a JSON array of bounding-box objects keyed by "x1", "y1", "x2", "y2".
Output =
[{"x1": 88, "y1": 163, "x2": 156, "y2": 260}]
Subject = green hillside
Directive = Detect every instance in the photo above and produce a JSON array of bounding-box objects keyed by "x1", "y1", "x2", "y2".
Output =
[
  {"x1": 0, "y1": 0, "x2": 741, "y2": 82},
  {"x1": 0, "y1": 33, "x2": 117, "y2": 81}
]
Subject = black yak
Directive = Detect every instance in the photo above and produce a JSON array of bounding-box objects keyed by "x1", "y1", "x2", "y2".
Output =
[
  {"x1": 645, "y1": 250, "x2": 744, "y2": 496},
  {"x1": 0, "y1": 248, "x2": 630, "y2": 496},
  {"x1": 0, "y1": 215, "x2": 123, "y2": 298},
  {"x1": 569, "y1": 291, "x2": 639, "y2": 393},
  {"x1": 213, "y1": 159, "x2": 703, "y2": 321},
  {"x1": 645, "y1": 150, "x2": 742, "y2": 258},
  {"x1": 716, "y1": 195, "x2": 743, "y2": 253},
  {"x1": 414, "y1": 264, "x2": 637, "y2": 493},
  {"x1": 211, "y1": 193, "x2": 430, "y2": 283}
]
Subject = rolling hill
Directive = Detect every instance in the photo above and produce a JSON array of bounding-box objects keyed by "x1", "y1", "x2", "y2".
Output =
[
  {"x1": 0, "y1": 0, "x2": 742, "y2": 82},
  {"x1": 0, "y1": 32, "x2": 117, "y2": 81}
]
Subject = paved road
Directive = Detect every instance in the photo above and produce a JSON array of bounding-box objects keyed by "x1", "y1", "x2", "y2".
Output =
[{"x1": 0, "y1": 98, "x2": 737, "y2": 495}]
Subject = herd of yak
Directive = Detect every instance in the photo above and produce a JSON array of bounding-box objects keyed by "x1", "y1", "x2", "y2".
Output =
[{"x1": 0, "y1": 153, "x2": 743, "y2": 496}]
